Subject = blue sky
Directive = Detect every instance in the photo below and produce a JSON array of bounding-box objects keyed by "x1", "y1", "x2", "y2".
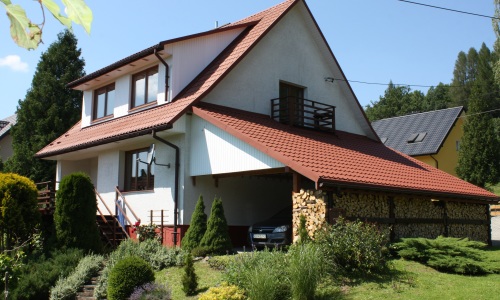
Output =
[{"x1": 0, "y1": 0, "x2": 496, "y2": 119}]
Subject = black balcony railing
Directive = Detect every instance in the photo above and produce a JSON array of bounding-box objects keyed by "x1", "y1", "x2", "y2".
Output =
[{"x1": 271, "y1": 97, "x2": 336, "y2": 133}]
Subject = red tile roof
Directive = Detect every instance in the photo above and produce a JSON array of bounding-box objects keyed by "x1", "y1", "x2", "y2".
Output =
[
  {"x1": 36, "y1": 0, "x2": 298, "y2": 158},
  {"x1": 192, "y1": 103, "x2": 498, "y2": 202}
]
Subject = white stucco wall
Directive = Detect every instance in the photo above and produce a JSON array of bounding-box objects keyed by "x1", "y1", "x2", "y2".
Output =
[
  {"x1": 202, "y1": 4, "x2": 368, "y2": 137},
  {"x1": 189, "y1": 116, "x2": 284, "y2": 176},
  {"x1": 56, "y1": 158, "x2": 97, "y2": 188}
]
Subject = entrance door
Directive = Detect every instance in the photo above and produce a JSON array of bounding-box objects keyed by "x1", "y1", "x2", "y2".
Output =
[{"x1": 279, "y1": 82, "x2": 304, "y2": 125}]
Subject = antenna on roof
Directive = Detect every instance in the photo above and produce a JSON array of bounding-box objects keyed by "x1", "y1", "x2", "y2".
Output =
[{"x1": 215, "y1": 21, "x2": 219, "y2": 28}]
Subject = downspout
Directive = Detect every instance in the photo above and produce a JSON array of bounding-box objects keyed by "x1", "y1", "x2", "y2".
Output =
[
  {"x1": 154, "y1": 48, "x2": 169, "y2": 102},
  {"x1": 430, "y1": 155, "x2": 439, "y2": 170},
  {"x1": 152, "y1": 131, "x2": 180, "y2": 246}
]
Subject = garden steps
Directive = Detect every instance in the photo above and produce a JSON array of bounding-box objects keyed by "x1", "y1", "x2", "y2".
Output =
[{"x1": 75, "y1": 271, "x2": 102, "y2": 300}]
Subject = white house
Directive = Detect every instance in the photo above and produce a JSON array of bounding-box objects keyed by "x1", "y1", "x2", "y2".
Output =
[
  {"x1": 0, "y1": 114, "x2": 17, "y2": 163},
  {"x1": 36, "y1": 0, "x2": 498, "y2": 247}
]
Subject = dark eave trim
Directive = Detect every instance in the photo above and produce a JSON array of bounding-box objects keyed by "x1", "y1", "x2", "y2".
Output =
[
  {"x1": 35, "y1": 123, "x2": 173, "y2": 159},
  {"x1": 67, "y1": 21, "x2": 258, "y2": 89},
  {"x1": 318, "y1": 179, "x2": 499, "y2": 204}
]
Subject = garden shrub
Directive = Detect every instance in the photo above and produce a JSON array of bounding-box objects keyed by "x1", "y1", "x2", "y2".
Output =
[
  {"x1": 181, "y1": 253, "x2": 198, "y2": 296},
  {"x1": 207, "y1": 255, "x2": 234, "y2": 270},
  {"x1": 10, "y1": 248, "x2": 84, "y2": 300},
  {"x1": 181, "y1": 195, "x2": 207, "y2": 251},
  {"x1": 107, "y1": 256, "x2": 155, "y2": 300},
  {"x1": 315, "y1": 217, "x2": 390, "y2": 276},
  {"x1": 200, "y1": 197, "x2": 232, "y2": 254},
  {"x1": 224, "y1": 249, "x2": 289, "y2": 300},
  {"x1": 50, "y1": 254, "x2": 104, "y2": 300},
  {"x1": 288, "y1": 243, "x2": 326, "y2": 300},
  {"x1": 298, "y1": 214, "x2": 310, "y2": 244},
  {"x1": 392, "y1": 236, "x2": 494, "y2": 275},
  {"x1": 0, "y1": 251, "x2": 25, "y2": 287},
  {"x1": 0, "y1": 173, "x2": 40, "y2": 250},
  {"x1": 191, "y1": 245, "x2": 214, "y2": 258},
  {"x1": 94, "y1": 239, "x2": 186, "y2": 299},
  {"x1": 129, "y1": 282, "x2": 172, "y2": 300},
  {"x1": 199, "y1": 282, "x2": 246, "y2": 300},
  {"x1": 54, "y1": 172, "x2": 102, "y2": 253}
]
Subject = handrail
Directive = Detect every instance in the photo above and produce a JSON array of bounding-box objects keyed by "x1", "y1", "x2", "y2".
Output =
[
  {"x1": 95, "y1": 188, "x2": 130, "y2": 240},
  {"x1": 115, "y1": 187, "x2": 141, "y2": 226},
  {"x1": 271, "y1": 97, "x2": 336, "y2": 132}
]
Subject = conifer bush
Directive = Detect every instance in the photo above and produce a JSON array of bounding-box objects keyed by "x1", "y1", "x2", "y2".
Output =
[
  {"x1": 181, "y1": 195, "x2": 207, "y2": 251},
  {"x1": 200, "y1": 197, "x2": 232, "y2": 254},
  {"x1": 107, "y1": 256, "x2": 155, "y2": 300},
  {"x1": 181, "y1": 253, "x2": 198, "y2": 296},
  {"x1": 0, "y1": 173, "x2": 40, "y2": 250},
  {"x1": 54, "y1": 172, "x2": 102, "y2": 253},
  {"x1": 392, "y1": 236, "x2": 496, "y2": 275}
]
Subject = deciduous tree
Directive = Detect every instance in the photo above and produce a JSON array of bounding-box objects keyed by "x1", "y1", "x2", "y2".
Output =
[{"x1": 0, "y1": 0, "x2": 92, "y2": 50}]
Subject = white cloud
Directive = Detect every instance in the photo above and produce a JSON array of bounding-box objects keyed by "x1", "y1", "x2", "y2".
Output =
[{"x1": 0, "y1": 55, "x2": 28, "y2": 72}]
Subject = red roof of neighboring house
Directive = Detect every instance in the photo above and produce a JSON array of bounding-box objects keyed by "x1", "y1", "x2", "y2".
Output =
[
  {"x1": 192, "y1": 103, "x2": 498, "y2": 202},
  {"x1": 36, "y1": 0, "x2": 298, "y2": 158}
]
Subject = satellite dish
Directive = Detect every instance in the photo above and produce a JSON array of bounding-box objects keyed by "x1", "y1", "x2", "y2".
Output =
[{"x1": 147, "y1": 144, "x2": 155, "y2": 164}]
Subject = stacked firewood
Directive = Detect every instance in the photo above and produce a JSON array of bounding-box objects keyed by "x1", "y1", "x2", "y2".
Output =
[
  {"x1": 292, "y1": 189, "x2": 326, "y2": 242},
  {"x1": 334, "y1": 192, "x2": 389, "y2": 217},
  {"x1": 448, "y1": 224, "x2": 488, "y2": 243},
  {"x1": 394, "y1": 223, "x2": 445, "y2": 240},
  {"x1": 447, "y1": 202, "x2": 486, "y2": 219},
  {"x1": 394, "y1": 196, "x2": 443, "y2": 219}
]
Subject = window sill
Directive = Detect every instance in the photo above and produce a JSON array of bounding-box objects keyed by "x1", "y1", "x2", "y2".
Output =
[
  {"x1": 129, "y1": 101, "x2": 158, "y2": 113},
  {"x1": 121, "y1": 189, "x2": 155, "y2": 195},
  {"x1": 91, "y1": 114, "x2": 114, "y2": 124}
]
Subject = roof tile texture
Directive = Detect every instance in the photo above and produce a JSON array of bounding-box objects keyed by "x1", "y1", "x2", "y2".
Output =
[
  {"x1": 36, "y1": 0, "x2": 297, "y2": 157},
  {"x1": 193, "y1": 103, "x2": 497, "y2": 201}
]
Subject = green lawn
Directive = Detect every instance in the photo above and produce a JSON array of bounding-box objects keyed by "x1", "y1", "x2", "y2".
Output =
[{"x1": 155, "y1": 247, "x2": 500, "y2": 299}]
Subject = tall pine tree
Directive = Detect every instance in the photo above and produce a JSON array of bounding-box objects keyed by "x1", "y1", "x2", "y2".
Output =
[
  {"x1": 457, "y1": 43, "x2": 500, "y2": 187},
  {"x1": 6, "y1": 30, "x2": 85, "y2": 182}
]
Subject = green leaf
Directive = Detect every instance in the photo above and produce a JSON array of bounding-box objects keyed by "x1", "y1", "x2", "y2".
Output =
[
  {"x1": 0, "y1": 0, "x2": 12, "y2": 5},
  {"x1": 5, "y1": 4, "x2": 41, "y2": 50},
  {"x1": 62, "y1": 0, "x2": 92, "y2": 34},
  {"x1": 42, "y1": 0, "x2": 71, "y2": 28}
]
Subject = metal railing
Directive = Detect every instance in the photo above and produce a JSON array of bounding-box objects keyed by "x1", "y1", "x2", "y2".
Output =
[
  {"x1": 115, "y1": 186, "x2": 141, "y2": 228},
  {"x1": 271, "y1": 96, "x2": 336, "y2": 132}
]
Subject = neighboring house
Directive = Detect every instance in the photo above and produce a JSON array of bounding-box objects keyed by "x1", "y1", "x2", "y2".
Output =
[
  {"x1": 36, "y1": 0, "x2": 498, "y2": 247},
  {"x1": 372, "y1": 107, "x2": 464, "y2": 177},
  {"x1": 0, "y1": 114, "x2": 17, "y2": 163}
]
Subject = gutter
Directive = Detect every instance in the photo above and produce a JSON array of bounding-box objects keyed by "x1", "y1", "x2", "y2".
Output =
[
  {"x1": 318, "y1": 180, "x2": 499, "y2": 204},
  {"x1": 154, "y1": 48, "x2": 169, "y2": 102},
  {"x1": 152, "y1": 131, "x2": 180, "y2": 246},
  {"x1": 430, "y1": 155, "x2": 439, "y2": 170}
]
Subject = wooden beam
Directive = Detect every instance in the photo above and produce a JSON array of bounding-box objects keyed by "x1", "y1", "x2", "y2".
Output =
[
  {"x1": 293, "y1": 172, "x2": 301, "y2": 193},
  {"x1": 212, "y1": 167, "x2": 289, "y2": 179}
]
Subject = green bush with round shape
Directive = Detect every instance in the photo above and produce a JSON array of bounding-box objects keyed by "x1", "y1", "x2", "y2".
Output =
[
  {"x1": 107, "y1": 256, "x2": 155, "y2": 300},
  {"x1": 0, "y1": 173, "x2": 40, "y2": 250},
  {"x1": 54, "y1": 172, "x2": 102, "y2": 253}
]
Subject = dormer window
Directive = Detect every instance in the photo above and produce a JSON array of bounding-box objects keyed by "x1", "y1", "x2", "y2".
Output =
[
  {"x1": 93, "y1": 83, "x2": 115, "y2": 120},
  {"x1": 132, "y1": 66, "x2": 158, "y2": 109}
]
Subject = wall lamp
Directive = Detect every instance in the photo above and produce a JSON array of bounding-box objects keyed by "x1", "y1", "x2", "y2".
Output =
[{"x1": 324, "y1": 77, "x2": 335, "y2": 83}]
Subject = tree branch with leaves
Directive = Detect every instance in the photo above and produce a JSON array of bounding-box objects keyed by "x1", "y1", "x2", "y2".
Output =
[{"x1": 0, "y1": 0, "x2": 92, "y2": 50}]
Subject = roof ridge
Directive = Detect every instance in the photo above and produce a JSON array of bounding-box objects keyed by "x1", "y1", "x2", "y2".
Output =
[{"x1": 372, "y1": 106, "x2": 464, "y2": 123}]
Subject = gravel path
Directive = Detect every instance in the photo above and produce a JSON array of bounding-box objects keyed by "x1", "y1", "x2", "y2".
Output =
[{"x1": 491, "y1": 216, "x2": 500, "y2": 246}]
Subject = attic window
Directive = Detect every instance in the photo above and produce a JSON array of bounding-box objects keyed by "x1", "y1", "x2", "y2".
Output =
[
  {"x1": 380, "y1": 137, "x2": 388, "y2": 144},
  {"x1": 0, "y1": 121, "x2": 8, "y2": 130},
  {"x1": 407, "y1": 132, "x2": 427, "y2": 143}
]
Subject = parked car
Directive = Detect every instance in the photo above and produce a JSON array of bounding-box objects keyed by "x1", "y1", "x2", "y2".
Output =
[{"x1": 248, "y1": 206, "x2": 292, "y2": 249}]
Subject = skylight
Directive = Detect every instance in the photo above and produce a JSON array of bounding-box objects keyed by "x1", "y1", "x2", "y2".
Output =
[
  {"x1": 407, "y1": 132, "x2": 427, "y2": 143},
  {"x1": 0, "y1": 121, "x2": 9, "y2": 131}
]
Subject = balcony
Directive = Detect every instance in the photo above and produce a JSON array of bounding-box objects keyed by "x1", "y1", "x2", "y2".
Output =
[{"x1": 271, "y1": 97, "x2": 336, "y2": 133}]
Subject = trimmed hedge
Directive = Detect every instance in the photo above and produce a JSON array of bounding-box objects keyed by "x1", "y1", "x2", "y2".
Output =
[
  {"x1": 181, "y1": 195, "x2": 207, "y2": 251},
  {"x1": 200, "y1": 198, "x2": 232, "y2": 254},
  {"x1": 107, "y1": 256, "x2": 155, "y2": 300}
]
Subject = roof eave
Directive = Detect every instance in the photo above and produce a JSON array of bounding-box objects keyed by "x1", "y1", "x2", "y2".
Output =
[
  {"x1": 318, "y1": 179, "x2": 499, "y2": 204},
  {"x1": 66, "y1": 21, "x2": 259, "y2": 90},
  {"x1": 35, "y1": 123, "x2": 173, "y2": 159}
]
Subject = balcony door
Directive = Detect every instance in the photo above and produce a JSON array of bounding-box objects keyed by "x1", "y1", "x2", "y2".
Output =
[{"x1": 279, "y1": 82, "x2": 304, "y2": 125}]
